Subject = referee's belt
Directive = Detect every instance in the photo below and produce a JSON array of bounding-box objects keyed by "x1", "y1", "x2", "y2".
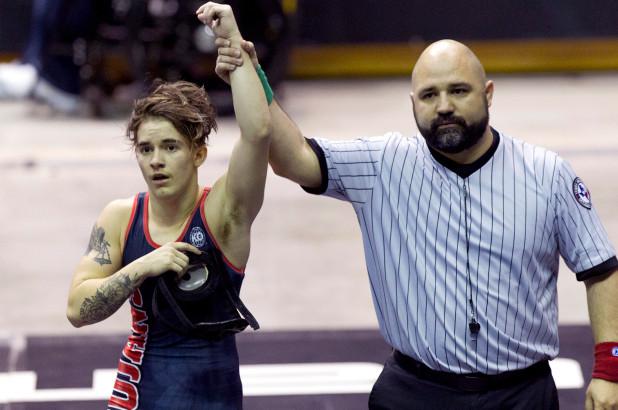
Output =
[{"x1": 393, "y1": 350, "x2": 550, "y2": 392}]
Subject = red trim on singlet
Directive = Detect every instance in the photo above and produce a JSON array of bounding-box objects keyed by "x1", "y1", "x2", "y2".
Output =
[
  {"x1": 123, "y1": 194, "x2": 140, "y2": 246},
  {"x1": 109, "y1": 288, "x2": 146, "y2": 410},
  {"x1": 142, "y1": 190, "x2": 207, "y2": 249},
  {"x1": 200, "y1": 188, "x2": 246, "y2": 274}
]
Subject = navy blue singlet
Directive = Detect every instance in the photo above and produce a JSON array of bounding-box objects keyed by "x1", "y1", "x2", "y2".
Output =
[{"x1": 107, "y1": 188, "x2": 245, "y2": 410}]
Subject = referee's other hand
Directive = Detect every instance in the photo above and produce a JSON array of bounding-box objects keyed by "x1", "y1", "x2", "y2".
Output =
[{"x1": 585, "y1": 378, "x2": 618, "y2": 410}]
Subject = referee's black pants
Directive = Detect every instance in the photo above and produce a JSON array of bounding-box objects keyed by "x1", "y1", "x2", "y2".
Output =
[{"x1": 368, "y1": 351, "x2": 559, "y2": 410}]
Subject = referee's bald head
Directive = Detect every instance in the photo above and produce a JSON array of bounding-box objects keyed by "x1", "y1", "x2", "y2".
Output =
[{"x1": 411, "y1": 40, "x2": 487, "y2": 91}]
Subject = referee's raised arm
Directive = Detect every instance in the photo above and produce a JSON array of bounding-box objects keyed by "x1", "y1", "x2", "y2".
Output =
[
  {"x1": 213, "y1": 38, "x2": 323, "y2": 189},
  {"x1": 267, "y1": 100, "x2": 323, "y2": 190}
]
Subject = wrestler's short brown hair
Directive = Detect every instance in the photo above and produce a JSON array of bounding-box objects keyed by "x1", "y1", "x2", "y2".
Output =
[{"x1": 126, "y1": 80, "x2": 217, "y2": 149}]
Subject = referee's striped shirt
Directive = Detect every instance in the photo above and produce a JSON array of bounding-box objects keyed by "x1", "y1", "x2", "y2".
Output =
[{"x1": 303, "y1": 129, "x2": 617, "y2": 374}]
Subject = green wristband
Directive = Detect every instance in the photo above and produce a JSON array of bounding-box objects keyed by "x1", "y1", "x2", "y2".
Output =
[{"x1": 256, "y1": 65, "x2": 274, "y2": 105}]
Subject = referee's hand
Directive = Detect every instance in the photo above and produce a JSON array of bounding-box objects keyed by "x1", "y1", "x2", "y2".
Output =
[
  {"x1": 214, "y1": 39, "x2": 260, "y2": 85},
  {"x1": 585, "y1": 378, "x2": 618, "y2": 410}
]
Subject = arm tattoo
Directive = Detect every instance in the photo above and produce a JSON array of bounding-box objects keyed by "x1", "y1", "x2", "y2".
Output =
[
  {"x1": 85, "y1": 224, "x2": 112, "y2": 265},
  {"x1": 79, "y1": 273, "x2": 138, "y2": 325}
]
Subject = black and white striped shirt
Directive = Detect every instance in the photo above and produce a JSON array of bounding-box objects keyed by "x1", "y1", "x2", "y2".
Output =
[{"x1": 304, "y1": 129, "x2": 617, "y2": 374}]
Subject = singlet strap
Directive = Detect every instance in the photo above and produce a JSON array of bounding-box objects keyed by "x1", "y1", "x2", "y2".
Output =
[
  {"x1": 123, "y1": 194, "x2": 141, "y2": 246},
  {"x1": 200, "y1": 188, "x2": 246, "y2": 274}
]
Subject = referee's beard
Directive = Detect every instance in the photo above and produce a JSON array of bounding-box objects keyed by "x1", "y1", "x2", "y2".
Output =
[{"x1": 415, "y1": 99, "x2": 489, "y2": 155}]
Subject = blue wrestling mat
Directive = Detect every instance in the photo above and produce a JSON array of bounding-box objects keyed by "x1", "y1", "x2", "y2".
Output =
[{"x1": 0, "y1": 327, "x2": 593, "y2": 409}]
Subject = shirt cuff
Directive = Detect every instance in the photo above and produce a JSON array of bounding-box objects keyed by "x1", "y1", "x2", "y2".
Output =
[
  {"x1": 576, "y1": 256, "x2": 618, "y2": 281},
  {"x1": 301, "y1": 138, "x2": 329, "y2": 195}
]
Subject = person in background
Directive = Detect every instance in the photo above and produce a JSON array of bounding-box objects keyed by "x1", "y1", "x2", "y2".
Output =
[{"x1": 0, "y1": 0, "x2": 94, "y2": 114}]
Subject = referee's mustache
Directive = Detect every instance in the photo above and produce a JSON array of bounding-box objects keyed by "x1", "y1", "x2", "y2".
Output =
[{"x1": 430, "y1": 114, "x2": 467, "y2": 132}]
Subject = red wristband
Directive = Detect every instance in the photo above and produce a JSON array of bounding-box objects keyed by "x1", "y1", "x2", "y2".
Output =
[{"x1": 592, "y1": 342, "x2": 618, "y2": 382}]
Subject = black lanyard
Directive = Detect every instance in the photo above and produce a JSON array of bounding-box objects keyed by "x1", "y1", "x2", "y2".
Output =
[{"x1": 463, "y1": 179, "x2": 481, "y2": 338}]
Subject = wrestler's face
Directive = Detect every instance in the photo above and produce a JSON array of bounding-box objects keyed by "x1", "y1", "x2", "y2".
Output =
[
  {"x1": 135, "y1": 117, "x2": 206, "y2": 199},
  {"x1": 411, "y1": 60, "x2": 492, "y2": 154}
]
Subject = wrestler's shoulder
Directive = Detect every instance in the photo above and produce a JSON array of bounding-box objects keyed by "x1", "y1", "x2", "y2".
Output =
[{"x1": 96, "y1": 196, "x2": 135, "y2": 226}]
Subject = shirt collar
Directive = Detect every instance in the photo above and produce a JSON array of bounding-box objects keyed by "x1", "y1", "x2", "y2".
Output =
[{"x1": 426, "y1": 128, "x2": 500, "y2": 178}]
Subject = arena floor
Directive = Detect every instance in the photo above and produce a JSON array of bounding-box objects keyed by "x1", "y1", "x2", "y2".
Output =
[{"x1": 1, "y1": 73, "x2": 617, "y2": 409}]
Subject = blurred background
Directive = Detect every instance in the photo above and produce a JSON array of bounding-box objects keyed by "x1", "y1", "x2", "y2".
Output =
[
  {"x1": 1, "y1": 1, "x2": 617, "y2": 409},
  {"x1": 2, "y1": 0, "x2": 618, "y2": 115}
]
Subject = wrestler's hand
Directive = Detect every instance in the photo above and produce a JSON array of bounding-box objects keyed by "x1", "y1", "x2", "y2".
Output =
[
  {"x1": 215, "y1": 38, "x2": 260, "y2": 85},
  {"x1": 196, "y1": 2, "x2": 241, "y2": 42},
  {"x1": 585, "y1": 378, "x2": 618, "y2": 410},
  {"x1": 134, "y1": 242, "x2": 201, "y2": 281}
]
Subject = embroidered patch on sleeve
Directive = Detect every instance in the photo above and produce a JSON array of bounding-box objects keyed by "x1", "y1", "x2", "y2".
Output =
[{"x1": 572, "y1": 177, "x2": 592, "y2": 209}]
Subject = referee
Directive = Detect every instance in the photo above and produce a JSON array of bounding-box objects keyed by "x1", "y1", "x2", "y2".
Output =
[{"x1": 214, "y1": 35, "x2": 618, "y2": 409}]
